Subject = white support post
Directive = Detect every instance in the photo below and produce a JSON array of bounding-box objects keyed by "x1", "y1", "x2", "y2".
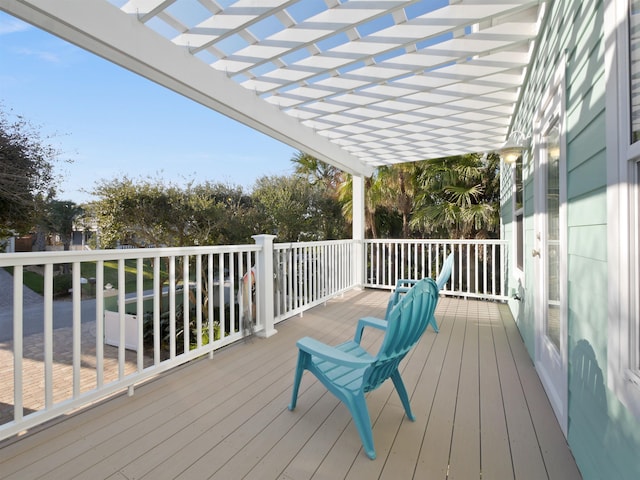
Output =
[
  {"x1": 352, "y1": 174, "x2": 366, "y2": 288},
  {"x1": 252, "y1": 234, "x2": 278, "y2": 338}
]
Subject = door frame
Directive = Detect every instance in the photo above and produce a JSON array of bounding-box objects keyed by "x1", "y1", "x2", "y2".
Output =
[{"x1": 533, "y1": 58, "x2": 569, "y2": 436}]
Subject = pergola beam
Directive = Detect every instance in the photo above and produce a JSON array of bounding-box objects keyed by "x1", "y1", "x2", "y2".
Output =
[{"x1": 0, "y1": 0, "x2": 375, "y2": 177}]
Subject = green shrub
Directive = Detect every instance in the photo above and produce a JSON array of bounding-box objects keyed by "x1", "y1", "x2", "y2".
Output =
[{"x1": 53, "y1": 274, "x2": 73, "y2": 297}]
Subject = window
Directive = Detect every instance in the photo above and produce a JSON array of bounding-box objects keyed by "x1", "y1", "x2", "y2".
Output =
[
  {"x1": 606, "y1": 0, "x2": 640, "y2": 419},
  {"x1": 630, "y1": 0, "x2": 640, "y2": 142},
  {"x1": 514, "y1": 157, "x2": 524, "y2": 272}
]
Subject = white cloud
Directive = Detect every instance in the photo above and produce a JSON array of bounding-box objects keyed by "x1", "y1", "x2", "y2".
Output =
[
  {"x1": 0, "y1": 17, "x2": 30, "y2": 35},
  {"x1": 12, "y1": 46, "x2": 61, "y2": 63}
]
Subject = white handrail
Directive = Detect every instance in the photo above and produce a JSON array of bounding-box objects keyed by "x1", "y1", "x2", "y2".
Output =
[
  {"x1": 0, "y1": 244, "x2": 259, "y2": 441},
  {"x1": 273, "y1": 239, "x2": 357, "y2": 322},
  {"x1": 0, "y1": 237, "x2": 506, "y2": 441},
  {"x1": 363, "y1": 239, "x2": 508, "y2": 301}
]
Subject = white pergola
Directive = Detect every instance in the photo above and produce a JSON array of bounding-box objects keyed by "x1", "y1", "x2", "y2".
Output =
[{"x1": 0, "y1": 0, "x2": 544, "y2": 178}]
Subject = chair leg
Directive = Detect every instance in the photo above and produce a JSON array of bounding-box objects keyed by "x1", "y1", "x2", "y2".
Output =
[
  {"x1": 346, "y1": 393, "x2": 376, "y2": 460},
  {"x1": 428, "y1": 313, "x2": 439, "y2": 333},
  {"x1": 391, "y1": 370, "x2": 415, "y2": 421},
  {"x1": 288, "y1": 350, "x2": 307, "y2": 411}
]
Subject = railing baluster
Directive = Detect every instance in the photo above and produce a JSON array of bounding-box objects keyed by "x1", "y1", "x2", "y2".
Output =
[
  {"x1": 305, "y1": 246, "x2": 310, "y2": 306},
  {"x1": 1, "y1": 239, "x2": 509, "y2": 442},
  {"x1": 394, "y1": 242, "x2": 398, "y2": 286},
  {"x1": 311, "y1": 246, "x2": 316, "y2": 303},
  {"x1": 491, "y1": 243, "x2": 496, "y2": 296},
  {"x1": 13, "y1": 266, "x2": 23, "y2": 423},
  {"x1": 478, "y1": 244, "x2": 483, "y2": 295},
  {"x1": 117, "y1": 259, "x2": 126, "y2": 379},
  {"x1": 72, "y1": 262, "x2": 82, "y2": 397},
  {"x1": 169, "y1": 256, "x2": 176, "y2": 359},
  {"x1": 207, "y1": 253, "x2": 215, "y2": 345},
  {"x1": 135, "y1": 259, "x2": 144, "y2": 370},
  {"x1": 229, "y1": 252, "x2": 236, "y2": 336},
  {"x1": 361, "y1": 239, "x2": 507, "y2": 300},
  {"x1": 183, "y1": 255, "x2": 189, "y2": 354},
  {"x1": 153, "y1": 257, "x2": 161, "y2": 366},
  {"x1": 217, "y1": 253, "x2": 225, "y2": 339},
  {"x1": 196, "y1": 255, "x2": 202, "y2": 350},
  {"x1": 293, "y1": 246, "x2": 298, "y2": 310},
  {"x1": 96, "y1": 260, "x2": 104, "y2": 387},
  {"x1": 44, "y1": 263, "x2": 53, "y2": 407}
]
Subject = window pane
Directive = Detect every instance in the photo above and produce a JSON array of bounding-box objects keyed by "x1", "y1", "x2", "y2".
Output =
[
  {"x1": 515, "y1": 158, "x2": 523, "y2": 210},
  {"x1": 545, "y1": 124, "x2": 561, "y2": 350},
  {"x1": 630, "y1": 0, "x2": 640, "y2": 142},
  {"x1": 637, "y1": 162, "x2": 640, "y2": 368},
  {"x1": 516, "y1": 213, "x2": 524, "y2": 271}
]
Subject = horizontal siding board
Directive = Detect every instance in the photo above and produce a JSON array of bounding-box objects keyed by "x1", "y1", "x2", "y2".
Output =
[
  {"x1": 567, "y1": 224, "x2": 607, "y2": 261},
  {"x1": 567, "y1": 188, "x2": 606, "y2": 227},
  {"x1": 566, "y1": 106, "x2": 606, "y2": 168}
]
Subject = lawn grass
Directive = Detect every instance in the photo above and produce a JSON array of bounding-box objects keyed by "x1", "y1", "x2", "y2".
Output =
[
  {"x1": 4, "y1": 259, "x2": 160, "y2": 298},
  {"x1": 3, "y1": 266, "x2": 45, "y2": 294}
]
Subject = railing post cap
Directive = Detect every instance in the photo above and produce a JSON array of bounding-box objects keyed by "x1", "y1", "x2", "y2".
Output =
[{"x1": 252, "y1": 234, "x2": 277, "y2": 244}]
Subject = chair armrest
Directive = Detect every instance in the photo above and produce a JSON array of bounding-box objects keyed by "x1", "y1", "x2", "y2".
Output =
[
  {"x1": 395, "y1": 279, "x2": 418, "y2": 289},
  {"x1": 297, "y1": 337, "x2": 372, "y2": 368},
  {"x1": 354, "y1": 316, "x2": 387, "y2": 343}
]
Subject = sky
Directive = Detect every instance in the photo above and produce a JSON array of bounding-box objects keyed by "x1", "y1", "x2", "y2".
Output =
[{"x1": 0, "y1": 11, "x2": 298, "y2": 205}]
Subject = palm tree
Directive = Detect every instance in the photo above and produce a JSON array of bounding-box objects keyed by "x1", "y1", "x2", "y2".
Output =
[
  {"x1": 377, "y1": 163, "x2": 421, "y2": 238},
  {"x1": 410, "y1": 153, "x2": 500, "y2": 239},
  {"x1": 290, "y1": 151, "x2": 344, "y2": 193},
  {"x1": 291, "y1": 151, "x2": 387, "y2": 238},
  {"x1": 337, "y1": 173, "x2": 388, "y2": 239},
  {"x1": 46, "y1": 200, "x2": 83, "y2": 250}
]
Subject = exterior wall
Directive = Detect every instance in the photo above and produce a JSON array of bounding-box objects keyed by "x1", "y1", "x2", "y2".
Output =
[{"x1": 502, "y1": 0, "x2": 640, "y2": 478}]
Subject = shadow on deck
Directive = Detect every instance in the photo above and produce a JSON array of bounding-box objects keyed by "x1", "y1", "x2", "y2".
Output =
[{"x1": 0, "y1": 290, "x2": 581, "y2": 479}]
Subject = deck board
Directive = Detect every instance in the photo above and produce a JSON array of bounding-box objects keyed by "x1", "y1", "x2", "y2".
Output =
[
  {"x1": 448, "y1": 300, "x2": 481, "y2": 480},
  {"x1": 499, "y1": 305, "x2": 581, "y2": 480},
  {"x1": 0, "y1": 290, "x2": 581, "y2": 480},
  {"x1": 416, "y1": 299, "x2": 467, "y2": 478},
  {"x1": 493, "y1": 302, "x2": 548, "y2": 480},
  {"x1": 479, "y1": 300, "x2": 515, "y2": 480}
]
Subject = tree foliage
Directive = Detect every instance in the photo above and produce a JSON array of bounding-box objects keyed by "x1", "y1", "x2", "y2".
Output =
[
  {"x1": 252, "y1": 175, "x2": 347, "y2": 242},
  {"x1": 89, "y1": 177, "x2": 260, "y2": 248},
  {"x1": 82, "y1": 151, "x2": 501, "y2": 248},
  {"x1": 0, "y1": 109, "x2": 61, "y2": 236},
  {"x1": 291, "y1": 151, "x2": 345, "y2": 192},
  {"x1": 46, "y1": 200, "x2": 83, "y2": 250},
  {"x1": 411, "y1": 153, "x2": 501, "y2": 238},
  {"x1": 293, "y1": 151, "x2": 500, "y2": 240}
]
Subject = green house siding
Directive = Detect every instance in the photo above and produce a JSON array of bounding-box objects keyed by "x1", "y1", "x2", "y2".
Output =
[{"x1": 502, "y1": 0, "x2": 640, "y2": 477}]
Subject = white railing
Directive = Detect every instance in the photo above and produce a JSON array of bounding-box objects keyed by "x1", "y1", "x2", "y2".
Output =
[
  {"x1": 0, "y1": 243, "x2": 260, "y2": 441},
  {"x1": 364, "y1": 239, "x2": 508, "y2": 301},
  {"x1": 273, "y1": 240, "x2": 356, "y2": 322},
  {"x1": 0, "y1": 236, "x2": 506, "y2": 441}
]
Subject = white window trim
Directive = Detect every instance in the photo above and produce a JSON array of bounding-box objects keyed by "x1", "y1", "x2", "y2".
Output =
[
  {"x1": 513, "y1": 158, "x2": 525, "y2": 281},
  {"x1": 532, "y1": 58, "x2": 569, "y2": 435},
  {"x1": 606, "y1": 0, "x2": 640, "y2": 419}
]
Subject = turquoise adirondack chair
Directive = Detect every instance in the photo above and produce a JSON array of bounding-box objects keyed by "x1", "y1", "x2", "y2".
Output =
[
  {"x1": 288, "y1": 278, "x2": 439, "y2": 460},
  {"x1": 383, "y1": 252, "x2": 454, "y2": 332}
]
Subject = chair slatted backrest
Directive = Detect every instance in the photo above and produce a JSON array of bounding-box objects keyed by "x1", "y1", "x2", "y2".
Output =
[
  {"x1": 364, "y1": 278, "x2": 438, "y2": 392},
  {"x1": 436, "y1": 252, "x2": 455, "y2": 290}
]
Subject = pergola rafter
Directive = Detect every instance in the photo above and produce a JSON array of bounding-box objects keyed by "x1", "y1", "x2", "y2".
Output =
[{"x1": 0, "y1": 0, "x2": 545, "y2": 174}]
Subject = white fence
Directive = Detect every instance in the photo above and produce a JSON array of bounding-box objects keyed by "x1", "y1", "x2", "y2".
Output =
[
  {"x1": 364, "y1": 239, "x2": 508, "y2": 301},
  {"x1": 0, "y1": 236, "x2": 506, "y2": 441},
  {"x1": 273, "y1": 240, "x2": 356, "y2": 322},
  {"x1": 0, "y1": 243, "x2": 260, "y2": 441}
]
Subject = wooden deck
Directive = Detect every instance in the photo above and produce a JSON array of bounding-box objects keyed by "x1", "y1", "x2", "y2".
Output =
[{"x1": 0, "y1": 290, "x2": 581, "y2": 480}]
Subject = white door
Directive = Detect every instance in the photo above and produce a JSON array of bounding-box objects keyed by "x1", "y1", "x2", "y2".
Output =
[{"x1": 534, "y1": 83, "x2": 568, "y2": 435}]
